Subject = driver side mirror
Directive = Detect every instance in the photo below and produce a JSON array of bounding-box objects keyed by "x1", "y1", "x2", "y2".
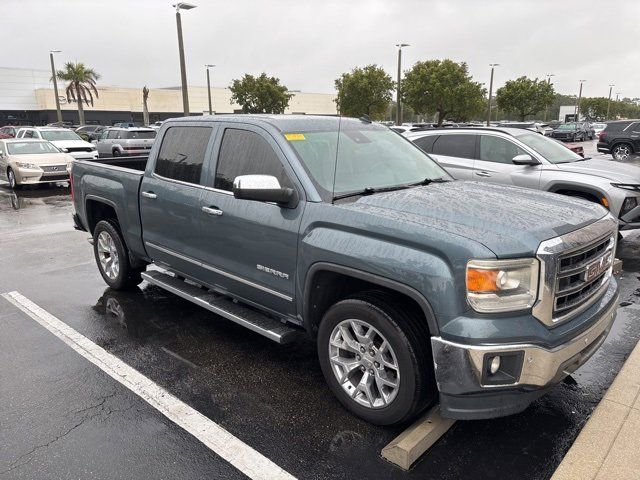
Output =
[
  {"x1": 512, "y1": 154, "x2": 540, "y2": 166},
  {"x1": 233, "y1": 175, "x2": 296, "y2": 207}
]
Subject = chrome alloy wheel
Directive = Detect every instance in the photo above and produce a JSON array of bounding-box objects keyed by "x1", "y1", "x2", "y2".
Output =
[
  {"x1": 328, "y1": 319, "x2": 400, "y2": 409},
  {"x1": 613, "y1": 144, "x2": 631, "y2": 160},
  {"x1": 97, "y1": 231, "x2": 120, "y2": 280}
]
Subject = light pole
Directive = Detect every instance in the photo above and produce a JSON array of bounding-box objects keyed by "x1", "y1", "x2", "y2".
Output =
[
  {"x1": 173, "y1": 2, "x2": 197, "y2": 116},
  {"x1": 486, "y1": 63, "x2": 499, "y2": 126},
  {"x1": 616, "y1": 92, "x2": 621, "y2": 102},
  {"x1": 395, "y1": 43, "x2": 409, "y2": 126},
  {"x1": 205, "y1": 64, "x2": 215, "y2": 115},
  {"x1": 575, "y1": 79, "x2": 586, "y2": 121},
  {"x1": 543, "y1": 74, "x2": 554, "y2": 121},
  {"x1": 49, "y1": 50, "x2": 62, "y2": 124},
  {"x1": 606, "y1": 84, "x2": 615, "y2": 120}
]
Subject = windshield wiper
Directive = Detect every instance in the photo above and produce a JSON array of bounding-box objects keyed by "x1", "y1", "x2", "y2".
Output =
[{"x1": 332, "y1": 177, "x2": 450, "y2": 202}]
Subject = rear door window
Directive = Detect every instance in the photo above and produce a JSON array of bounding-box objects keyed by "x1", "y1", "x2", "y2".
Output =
[
  {"x1": 432, "y1": 134, "x2": 476, "y2": 159},
  {"x1": 154, "y1": 126, "x2": 212, "y2": 185},
  {"x1": 413, "y1": 135, "x2": 438, "y2": 153},
  {"x1": 214, "y1": 128, "x2": 292, "y2": 192}
]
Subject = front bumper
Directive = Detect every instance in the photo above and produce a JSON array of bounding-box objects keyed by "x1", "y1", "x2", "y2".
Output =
[
  {"x1": 431, "y1": 285, "x2": 619, "y2": 420},
  {"x1": 14, "y1": 167, "x2": 70, "y2": 184}
]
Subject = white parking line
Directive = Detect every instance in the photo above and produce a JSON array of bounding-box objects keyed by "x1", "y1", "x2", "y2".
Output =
[{"x1": 2, "y1": 291, "x2": 297, "y2": 480}]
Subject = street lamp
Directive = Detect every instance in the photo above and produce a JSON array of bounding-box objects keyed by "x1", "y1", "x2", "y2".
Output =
[
  {"x1": 575, "y1": 79, "x2": 586, "y2": 120},
  {"x1": 205, "y1": 64, "x2": 216, "y2": 115},
  {"x1": 543, "y1": 74, "x2": 554, "y2": 121},
  {"x1": 485, "y1": 64, "x2": 499, "y2": 126},
  {"x1": 606, "y1": 84, "x2": 615, "y2": 120},
  {"x1": 395, "y1": 43, "x2": 409, "y2": 126},
  {"x1": 49, "y1": 50, "x2": 62, "y2": 124},
  {"x1": 173, "y1": 2, "x2": 197, "y2": 116}
]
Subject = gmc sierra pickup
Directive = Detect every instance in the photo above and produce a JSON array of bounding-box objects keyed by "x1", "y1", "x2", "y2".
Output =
[{"x1": 72, "y1": 115, "x2": 620, "y2": 426}]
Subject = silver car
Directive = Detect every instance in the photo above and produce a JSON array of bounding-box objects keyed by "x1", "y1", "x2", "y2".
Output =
[
  {"x1": 406, "y1": 127, "x2": 640, "y2": 231},
  {"x1": 95, "y1": 127, "x2": 156, "y2": 157}
]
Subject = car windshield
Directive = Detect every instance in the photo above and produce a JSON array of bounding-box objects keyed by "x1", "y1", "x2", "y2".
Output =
[
  {"x1": 40, "y1": 130, "x2": 83, "y2": 141},
  {"x1": 285, "y1": 121, "x2": 450, "y2": 202},
  {"x1": 557, "y1": 124, "x2": 577, "y2": 130},
  {"x1": 123, "y1": 130, "x2": 156, "y2": 139},
  {"x1": 516, "y1": 133, "x2": 583, "y2": 164},
  {"x1": 7, "y1": 141, "x2": 60, "y2": 155}
]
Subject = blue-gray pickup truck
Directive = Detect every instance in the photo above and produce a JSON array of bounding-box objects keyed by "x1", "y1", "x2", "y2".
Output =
[{"x1": 71, "y1": 115, "x2": 620, "y2": 426}]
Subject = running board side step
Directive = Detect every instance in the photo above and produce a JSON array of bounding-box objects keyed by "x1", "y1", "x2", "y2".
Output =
[{"x1": 141, "y1": 271, "x2": 299, "y2": 344}]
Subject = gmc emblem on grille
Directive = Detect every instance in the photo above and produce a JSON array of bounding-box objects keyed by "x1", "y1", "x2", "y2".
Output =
[{"x1": 585, "y1": 253, "x2": 611, "y2": 282}]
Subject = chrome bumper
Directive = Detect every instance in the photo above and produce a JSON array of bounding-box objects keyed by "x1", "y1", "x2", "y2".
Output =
[{"x1": 431, "y1": 291, "x2": 618, "y2": 391}]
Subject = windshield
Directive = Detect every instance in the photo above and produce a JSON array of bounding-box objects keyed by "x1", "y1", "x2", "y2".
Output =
[
  {"x1": 7, "y1": 141, "x2": 60, "y2": 155},
  {"x1": 285, "y1": 121, "x2": 449, "y2": 202},
  {"x1": 41, "y1": 130, "x2": 83, "y2": 141},
  {"x1": 516, "y1": 133, "x2": 583, "y2": 164},
  {"x1": 557, "y1": 123, "x2": 577, "y2": 130},
  {"x1": 123, "y1": 130, "x2": 156, "y2": 139}
]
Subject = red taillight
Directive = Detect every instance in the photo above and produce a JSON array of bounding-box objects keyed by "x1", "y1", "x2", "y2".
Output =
[{"x1": 598, "y1": 132, "x2": 606, "y2": 141}]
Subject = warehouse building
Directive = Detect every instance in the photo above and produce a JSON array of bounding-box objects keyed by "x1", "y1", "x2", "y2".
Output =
[{"x1": 0, "y1": 67, "x2": 337, "y2": 126}]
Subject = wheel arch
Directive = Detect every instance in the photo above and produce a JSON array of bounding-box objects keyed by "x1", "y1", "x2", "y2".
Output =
[
  {"x1": 611, "y1": 140, "x2": 635, "y2": 154},
  {"x1": 548, "y1": 183, "x2": 608, "y2": 206},
  {"x1": 302, "y1": 262, "x2": 439, "y2": 338},
  {"x1": 85, "y1": 195, "x2": 119, "y2": 234}
]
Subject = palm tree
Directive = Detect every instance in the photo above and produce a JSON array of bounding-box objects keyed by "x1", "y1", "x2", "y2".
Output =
[{"x1": 55, "y1": 62, "x2": 100, "y2": 125}]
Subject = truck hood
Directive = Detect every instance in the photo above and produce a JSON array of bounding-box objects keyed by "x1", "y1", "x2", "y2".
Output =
[
  {"x1": 340, "y1": 181, "x2": 607, "y2": 257},
  {"x1": 555, "y1": 159, "x2": 640, "y2": 183}
]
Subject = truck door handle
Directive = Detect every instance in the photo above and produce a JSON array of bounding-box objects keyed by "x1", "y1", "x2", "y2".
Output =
[
  {"x1": 202, "y1": 206, "x2": 223, "y2": 216},
  {"x1": 475, "y1": 171, "x2": 491, "y2": 177},
  {"x1": 141, "y1": 191, "x2": 157, "y2": 199}
]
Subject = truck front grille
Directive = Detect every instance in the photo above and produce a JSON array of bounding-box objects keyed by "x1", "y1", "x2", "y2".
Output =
[{"x1": 553, "y1": 234, "x2": 614, "y2": 321}]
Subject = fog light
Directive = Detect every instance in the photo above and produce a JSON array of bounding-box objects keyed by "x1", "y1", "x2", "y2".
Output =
[{"x1": 490, "y1": 356, "x2": 501, "y2": 375}]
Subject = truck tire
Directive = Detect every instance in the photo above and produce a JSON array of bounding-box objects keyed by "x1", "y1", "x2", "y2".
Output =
[
  {"x1": 93, "y1": 219, "x2": 144, "y2": 290},
  {"x1": 317, "y1": 291, "x2": 436, "y2": 426}
]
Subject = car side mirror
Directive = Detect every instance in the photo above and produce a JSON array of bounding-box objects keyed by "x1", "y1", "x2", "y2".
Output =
[
  {"x1": 233, "y1": 175, "x2": 295, "y2": 206},
  {"x1": 512, "y1": 154, "x2": 540, "y2": 166}
]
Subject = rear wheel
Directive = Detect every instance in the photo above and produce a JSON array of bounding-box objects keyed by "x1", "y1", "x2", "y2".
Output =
[
  {"x1": 317, "y1": 291, "x2": 436, "y2": 426},
  {"x1": 112, "y1": 149, "x2": 121, "y2": 157},
  {"x1": 612, "y1": 143, "x2": 632, "y2": 161},
  {"x1": 93, "y1": 219, "x2": 144, "y2": 290}
]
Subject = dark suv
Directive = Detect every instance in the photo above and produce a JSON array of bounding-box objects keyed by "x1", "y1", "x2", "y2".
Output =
[{"x1": 597, "y1": 120, "x2": 640, "y2": 160}]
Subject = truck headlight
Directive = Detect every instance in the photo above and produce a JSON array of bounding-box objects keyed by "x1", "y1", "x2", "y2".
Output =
[
  {"x1": 16, "y1": 162, "x2": 41, "y2": 169},
  {"x1": 466, "y1": 258, "x2": 539, "y2": 313}
]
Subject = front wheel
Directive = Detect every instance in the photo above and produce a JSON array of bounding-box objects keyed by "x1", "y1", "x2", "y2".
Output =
[
  {"x1": 93, "y1": 219, "x2": 144, "y2": 290},
  {"x1": 317, "y1": 292, "x2": 436, "y2": 426},
  {"x1": 7, "y1": 168, "x2": 19, "y2": 190}
]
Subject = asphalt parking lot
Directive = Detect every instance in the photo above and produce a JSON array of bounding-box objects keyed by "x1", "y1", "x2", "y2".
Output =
[{"x1": 1, "y1": 139, "x2": 640, "y2": 480}]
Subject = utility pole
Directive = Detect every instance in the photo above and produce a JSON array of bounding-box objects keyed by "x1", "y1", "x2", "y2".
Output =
[
  {"x1": 205, "y1": 64, "x2": 215, "y2": 115},
  {"x1": 575, "y1": 79, "x2": 586, "y2": 121},
  {"x1": 486, "y1": 64, "x2": 499, "y2": 126},
  {"x1": 49, "y1": 50, "x2": 62, "y2": 124},
  {"x1": 606, "y1": 84, "x2": 614, "y2": 120},
  {"x1": 174, "y1": 2, "x2": 197, "y2": 116},
  {"x1": 395, "y1": 43, "x2": 409, "y2": 126}
]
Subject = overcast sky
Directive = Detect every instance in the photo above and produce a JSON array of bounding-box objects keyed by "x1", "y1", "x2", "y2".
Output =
[{"x1": 7, "y1": 0, "x2": 640, "y2": 99}]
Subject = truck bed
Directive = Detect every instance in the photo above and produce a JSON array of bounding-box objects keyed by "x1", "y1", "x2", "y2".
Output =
[{"x1": 84, "y1": 155, "x2": 149, "y2": 171}]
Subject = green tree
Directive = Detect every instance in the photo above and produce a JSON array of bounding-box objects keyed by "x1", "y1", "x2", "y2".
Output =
[
  {"x1": 334, "y1": 65, "x2": 394, "y2": 120},
  {"x1": 229, "y1": 73, "x2": 293, "y2": 114},
  {"x1": 55, "y1": 62, "x2": 100, "y2": 125},
  {"x1": 579, "y1": 97, "x2": 609, "y2": 121},
  {"x1": 401, "y1": 59, "x2": 485, "y2": 126},
  {"x1": 495, "y1": 76, "x2": 555, "y2": 121}
]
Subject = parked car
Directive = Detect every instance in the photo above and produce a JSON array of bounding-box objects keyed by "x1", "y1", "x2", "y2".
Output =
[
  {"x1": 16, "y1": 127, "x2": 98, "y2": 160},
  {"x1": 562, "y1": 141, "x2": 584, "y2": 157},
  {"x1": 551, "y1": 122, "x2": 587, "y2": 142},
  {"x1": 583, "y1": 122, "x2": 596, "y2": 140},
  {"x1": 592, "y1": 123, "x2": 607, "y2": 136},
  {"x1": 0, "y1": 138, "x2": 73, "y2": 189},
  {"x1": 0, "y1": 126, "x2": 21, "y2": 139},
  {"x1": 113, "y1": 122, "x2": 137, "y2": 128},
  {"x1": 597, "y1": 120, "x2": 640, "y2": 161},
  {"x1": 407, "y1": 127, "x2": 640, "y2": 231},
  {"x1": 72, "y1": 115, "x2": 619, "y2": 426},
  {"x1": 95, "y1": 127, "x2": 156, "y2": 157},
  {"x1": 76, "y1": 125, "x2": 107, "y2": 142}
]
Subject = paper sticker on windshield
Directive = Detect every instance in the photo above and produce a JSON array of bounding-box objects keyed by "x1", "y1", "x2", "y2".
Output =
[{"x1": 285, "y1": 133, "x2": 305, "y2": 141}]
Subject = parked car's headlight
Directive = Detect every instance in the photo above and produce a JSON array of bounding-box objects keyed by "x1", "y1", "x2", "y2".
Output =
[
  {"x1": 89, "y1": 145, "x2": 97, "y2": 151},
  {"x1": 16, "y1": 162, "x2": 41, "y2": 169},
  {"x1": 59, "y1": 147, "x2": 69, "y2": 153},
  {"x1": 466, "y1": 258, "x2": 539, "y2": 313}
]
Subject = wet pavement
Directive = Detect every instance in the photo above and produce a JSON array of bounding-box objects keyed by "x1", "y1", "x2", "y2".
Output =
[{"x1": 1, "y1": 149, "x2": 640, "y2": 479}]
